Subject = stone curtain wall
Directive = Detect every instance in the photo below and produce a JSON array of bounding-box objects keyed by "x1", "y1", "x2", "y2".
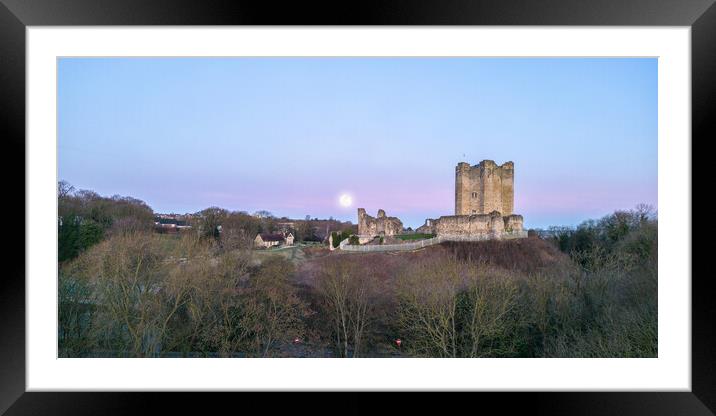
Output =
[
  {"x1": 416, "y1": 213, "x2": 524, "y2": 236},
  {"x1": 435, "y1": 211, "x2": 505, "y2": 235}
]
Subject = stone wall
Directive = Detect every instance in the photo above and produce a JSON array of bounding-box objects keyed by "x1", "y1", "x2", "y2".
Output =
[
  {"x1": 503, "y1": 214, "x2": 523, "y2": 233},
  {"x1": 416, "y1": 218, "x2": 437, "y2": 235},
  {"x1": 416, "y1": 212, "x2": 524, "y2": 238},
  {"x1": 501, "y1": 162, "x2": 515, "y2": 216},
  {"x1": 357, "y1": 208, "x2": 403, "y2": 238},
  {"x1": 455, "y1": 160, "x2": 514, "y2": 216},
  {"x1": 436, "y1": 211, "x2": 502, "y2": 236}
]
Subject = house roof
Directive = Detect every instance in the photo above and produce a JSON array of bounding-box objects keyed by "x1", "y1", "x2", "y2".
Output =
[{"x1": 258, "y1": 233, "x2": 285, "y2": 242}]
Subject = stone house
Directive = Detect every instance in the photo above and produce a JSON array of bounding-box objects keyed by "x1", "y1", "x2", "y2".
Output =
[{"x1": 254, "y1": 232, "x2": 294, "y2": 249}]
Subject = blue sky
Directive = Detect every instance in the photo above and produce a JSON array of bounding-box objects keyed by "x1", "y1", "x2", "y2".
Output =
[{"x1": 58, "y1": 57, "x2": 657, "y2": 229}]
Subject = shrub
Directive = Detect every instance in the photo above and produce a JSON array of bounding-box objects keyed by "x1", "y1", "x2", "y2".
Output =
[
  {"x1": 58, "y1": 216, "x2": 104, "y2": 262},
  {"x1": 331, "y1": 230, "x2": 354, "y2": 248}
]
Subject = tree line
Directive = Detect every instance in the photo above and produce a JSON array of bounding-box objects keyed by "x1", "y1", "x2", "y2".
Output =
[
  {"x1": 57, "y1": 181, "x2": 343, "y2": 263},
  {"x1": 58, "y1": 182, "x2": 657, "y2": 358}
]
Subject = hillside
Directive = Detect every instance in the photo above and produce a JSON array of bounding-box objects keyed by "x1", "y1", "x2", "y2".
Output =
[
  {"x1": 438, "y1": 236, "x2": 569, "y2": 273},
  {"x1": 295, "y1": 236, "x2": 569, "y2": 287}
]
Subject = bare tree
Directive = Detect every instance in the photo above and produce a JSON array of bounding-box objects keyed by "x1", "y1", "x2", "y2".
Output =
[
  {"x1": 58, "y1": 180, "x2": 75, "y2": 200},
  {"x1": 219, "y1": 212, "x2": 261, "y2": 251},
  {"x1": 396, "y1": 257, "x2": 462, "y2": 357},
  {"x1": 171, "y1": 233, "x2": 253, "y2": 357},
  {"x1": 317, "y1": 258, "x2": 375, "y2": 357},
  {"x1": 396, "y1": 256, "x2": 523, "y2": 358},
  {"x1": 461, "y1": 269, "x2": 520, "y2": 357},
  {"x1": 239, "y1": 257, "x2": 310, "y2": 357},
  {"x1": 634, "y1": 203, "x2": 656, "y2": 222},
  {"x1": 77, "y1": 233, "x2": 191, "y2": 357}
]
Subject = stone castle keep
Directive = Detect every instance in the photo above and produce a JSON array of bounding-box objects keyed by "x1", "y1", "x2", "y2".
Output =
[
  {"x1": 455, "y1": 160, "x2": 514, "y2": 216},
  {"x1": 358, "y1": 160, "x2": 526, "y2": 242}
]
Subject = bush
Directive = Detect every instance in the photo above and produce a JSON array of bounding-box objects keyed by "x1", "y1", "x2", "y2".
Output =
[
  {"x1": 58, "y1": 216, "x2": 104, "y2": 262},
  {"x1": 331, "y1": 230, "x2": 354, "y2": 247},
  {"x1": 58, "y1": 269, "x2": 95, "y2": 357},
  {"x1": 544, "y1": 204, "x2": 657, "y2": 269},
  {"x1": 395, "y1": 233, "x2": 435, "y2": 241}
]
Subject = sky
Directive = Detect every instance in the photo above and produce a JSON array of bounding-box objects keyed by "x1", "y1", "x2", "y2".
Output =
[{"x1": 58, "y1": 57, "x2": 657, "y2": 229}]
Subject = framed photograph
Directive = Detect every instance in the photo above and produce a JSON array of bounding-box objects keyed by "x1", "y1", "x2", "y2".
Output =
[{"x1": 3, "y1": 0, "x2": 712, "y2": 413}]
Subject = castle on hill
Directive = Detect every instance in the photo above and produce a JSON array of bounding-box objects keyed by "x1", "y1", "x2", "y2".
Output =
[{"x1": 357, "y1": 160, "x2": 526, "y2": 241}]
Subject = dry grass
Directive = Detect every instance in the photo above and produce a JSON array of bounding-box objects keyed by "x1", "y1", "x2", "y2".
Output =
[{"x1": 439, "y1": 236, "x2": 568, "y2": 273}]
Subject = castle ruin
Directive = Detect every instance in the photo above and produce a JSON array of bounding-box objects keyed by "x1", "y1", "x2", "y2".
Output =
[
  {"x1": 416, "y1": 160, "x2": 525, "y2": 238},
  {"x1": 355, "y1": 160, "x2": 526, "y2": 244},
  {"x1": 357, "y1": 208, "x2": 403, "y2": 243}
]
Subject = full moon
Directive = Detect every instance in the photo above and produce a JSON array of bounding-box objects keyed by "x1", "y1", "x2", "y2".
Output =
[{"x1": 339, "y1": 194, "x2": 353, "y2": 207}]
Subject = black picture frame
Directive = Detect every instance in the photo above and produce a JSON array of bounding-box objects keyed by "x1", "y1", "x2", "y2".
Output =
[{"x1": 1, "y1": 0, "x2": 712, "y2": 414}]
